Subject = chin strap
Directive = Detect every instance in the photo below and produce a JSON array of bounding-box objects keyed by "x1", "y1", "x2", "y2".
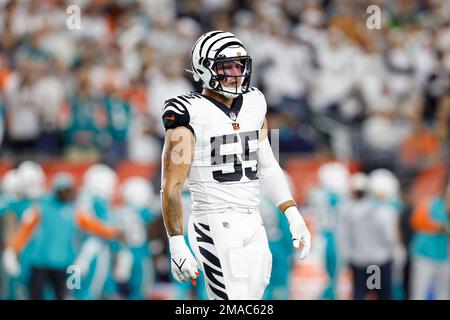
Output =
[{"x1": 219, "y1": 89, "x2": 240, "y2": 99}]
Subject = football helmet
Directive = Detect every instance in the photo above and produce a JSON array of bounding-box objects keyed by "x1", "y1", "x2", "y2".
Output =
[
  {"x1": 368, "y1": 169, "x2": 399, "y2": 201},
  {"x1": 317, "y1": 162, "x2": 350, "y2": 196},
  {"x1": 120, "y1": 176, "x2": 154, "y2": 208},
  {"x1": 350, "y1": 172, "x2": 369, "y2": 192},
  {"x1": 2, "y1": 169, "x2": 24, "y2": 199},
  {"x1": 51, "y1": 172, "x2": 75, "y2": 191},
  {"x1": 83, "y1": 163, "x2": 117, "y2": 200},
  {"x1": 190, "y1": 30, "x2": 252, "y2": 99},
  {"x1": 17, "y1": 161, "x2": 46, "y2": 199}
]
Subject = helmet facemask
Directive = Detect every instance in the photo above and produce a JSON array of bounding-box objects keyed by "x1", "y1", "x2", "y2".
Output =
[{"x1": 208, "y1": 55, "x2": 252, "y2": 99}]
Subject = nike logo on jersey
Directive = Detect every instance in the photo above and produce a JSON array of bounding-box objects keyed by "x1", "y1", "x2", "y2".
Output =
[{"x1": 172, "y1": 258, "x2": 186, "y2": 272}]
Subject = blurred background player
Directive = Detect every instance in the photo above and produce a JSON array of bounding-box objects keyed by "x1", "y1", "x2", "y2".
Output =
[
  {"x1": 74, "y1": 164, "x2": 119, "y2": 299},
  {"x1": 309, "y1": 162, "x2": 349, "y2": 299},
  {"x1": 370, "y1": 169, "x2": 406, "y2": 300},
  {"x1": 113, "y1": 176, "x2": 158, "y2": 300},
  {"x1": 409, "y1": 174, "x2": 449, "y2": 300},
  {"x1": 2, "y1": 172, "x2": 120, "y2": 300},
  {"x1": 338, "y1": 172, "x2": 371, "y2": 270},
  {"x1": 1, "y1": 161, "x2": 46, "y2": 299},
  {"x1": 339, "y1": 169, "x2": 400, "y2": 300},
  {"x1": 0, "y1": 168, "x2": 25, "y2": 299}
]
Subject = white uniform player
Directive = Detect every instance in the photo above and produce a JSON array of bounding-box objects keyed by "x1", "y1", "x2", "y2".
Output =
[
  {"x1": 164, "y1": 87, "x2": 264, "y2": 212},
  {"x1": 161, "y1": 30, "x2": 311, "y2": 300}
]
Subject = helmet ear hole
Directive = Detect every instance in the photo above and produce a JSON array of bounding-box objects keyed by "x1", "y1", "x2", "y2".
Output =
[
  {"x1": 209, "y1": 80, "x2": 218, "y2": 89},
  {"x1": 203, "y1": 59, "x2": 210, "y2": 67}
]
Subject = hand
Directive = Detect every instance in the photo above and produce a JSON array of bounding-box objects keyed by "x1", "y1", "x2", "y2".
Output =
[
  {"x1": 115, "y1": 229, "x2": 127, "y2": 243},
  {"x1": 284, "y1": 207, "x2": 311, "y2": 260},
  {"x1": 2, "y1": 247, "x2": 21, "y2": 277},
  {"x1": 169, "y1": 235, "x2": 200, "y2": 285}
]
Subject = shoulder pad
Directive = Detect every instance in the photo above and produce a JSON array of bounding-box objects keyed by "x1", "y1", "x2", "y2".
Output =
[
  {"x1": 246, "y1": 86, "x2": 262, "y2": 94},
  {"x1": 162, "y1": 93, "x2": 201, "y2": 134}
]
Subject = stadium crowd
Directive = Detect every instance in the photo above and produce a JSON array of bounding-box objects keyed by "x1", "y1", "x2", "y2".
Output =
[{"x1": 0, "y1": 0, "x2": 449, "y2": 300}]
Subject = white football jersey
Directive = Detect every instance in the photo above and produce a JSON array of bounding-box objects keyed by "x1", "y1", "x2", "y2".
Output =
[{"x1": 162, "y1": 87, "x2": 267, "y2": 214}]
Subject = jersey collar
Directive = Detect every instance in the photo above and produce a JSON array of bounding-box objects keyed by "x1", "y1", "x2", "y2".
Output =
[{"x1": 201, "y1": 94, "x2": 243, "y2": 121}]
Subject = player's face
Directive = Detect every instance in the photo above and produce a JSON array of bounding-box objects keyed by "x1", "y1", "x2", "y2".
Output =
[
  {"x1": 214, "y1": 59, "x2": 246, "y2": 88},
  {"x1": 57, "y1": 187, "x2": 76, "y2": 202}
]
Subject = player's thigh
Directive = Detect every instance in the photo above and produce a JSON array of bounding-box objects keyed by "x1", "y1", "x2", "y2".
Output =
[
  {"x1": 188, "y1": 212, "x2": 249, "y2": 300},
  {"x1": 410, "y1": 256, "x2": 434, "y2": 300},
  {"x1": 29, "y1": 267, "x2": 47, "y2": 300},
  {"x1": 435, "y1": 261, "x2": 450, "y2": 300},
  {"x1": 49, "y1": 269, "x2": 68, "y2": 300},
  {"x1": 245, "y1": 216, "x2": 272, "y2": 300}
]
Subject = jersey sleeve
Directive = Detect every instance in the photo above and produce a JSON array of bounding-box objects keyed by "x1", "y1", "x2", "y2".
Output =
[
  {"x1": 11, "y1": 208, "x2": 41, "y2": 252},
  {"x1": 162, "y1": 96, "x2": 194, "y2": 135}
]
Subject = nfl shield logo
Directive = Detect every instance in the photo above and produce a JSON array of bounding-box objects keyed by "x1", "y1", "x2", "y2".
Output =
[{"x1": 230, "y1": 112, "x2": 237, "y2": 121}]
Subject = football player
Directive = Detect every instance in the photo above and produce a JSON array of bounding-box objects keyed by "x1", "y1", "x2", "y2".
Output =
[
  {"x1": 311, "y1": 162, "x2": 350, "y2": 299},
  {"x1": 1, "y1": 161, "x2": 46, "y2": 299},
  {"x1": 73, "y1": 164, "x2": 119, "y2": 300},
  {"x1": 160, "y1": 31, "x2": 311, "y2": 300},
  {"x1": 3, "y1": 172, "x2": 120, "y2": 300},
  {"x1": 1, "y1": 168, "x2": 28, "y2": 299},
  {"x1": 114, "y1": 177, "x2": 158, "y2": 300}
]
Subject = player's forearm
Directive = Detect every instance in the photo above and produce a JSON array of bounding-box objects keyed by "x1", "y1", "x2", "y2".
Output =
[
  {"x1": 261, "y1": 173, "x2": 296, "y2": 213},
  {"x1": 76, "y1": 212, "x2": 119, "y2": 239},
  {"x1": 161, "y1": 127, "x2": 194, "y2": 237},
  {"x1": 258, "y1": 137, "x2": 296, "y2": 212},
  {"x1": 161, "y1": 182, "x2": 184, "y2": 236},
  {"x1": 10, "y1": 209, "x2": 40, "y2": 253}
]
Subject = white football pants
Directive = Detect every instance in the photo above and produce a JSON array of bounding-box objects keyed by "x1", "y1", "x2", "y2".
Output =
[
  {"x1": 188, "y1": 208, "x2": 272, "y2": 300},
  {"x1": 410, "y1": 256, "x2": 449, "y2": 300}
]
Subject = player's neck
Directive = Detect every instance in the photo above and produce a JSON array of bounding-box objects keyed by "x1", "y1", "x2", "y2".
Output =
[{"x1": 202, "y1": 88, "x2": 233, "y2": 108}]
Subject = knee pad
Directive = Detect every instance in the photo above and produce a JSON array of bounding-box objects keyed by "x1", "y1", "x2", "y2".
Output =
[{"x1": 248, "y1": 251, "x2": 272, "y2": 300}]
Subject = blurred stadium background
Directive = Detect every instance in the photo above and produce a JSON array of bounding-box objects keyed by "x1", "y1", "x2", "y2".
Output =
[{"x1": 0, "y1": 0, "x2": 449, "y2": 300}]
